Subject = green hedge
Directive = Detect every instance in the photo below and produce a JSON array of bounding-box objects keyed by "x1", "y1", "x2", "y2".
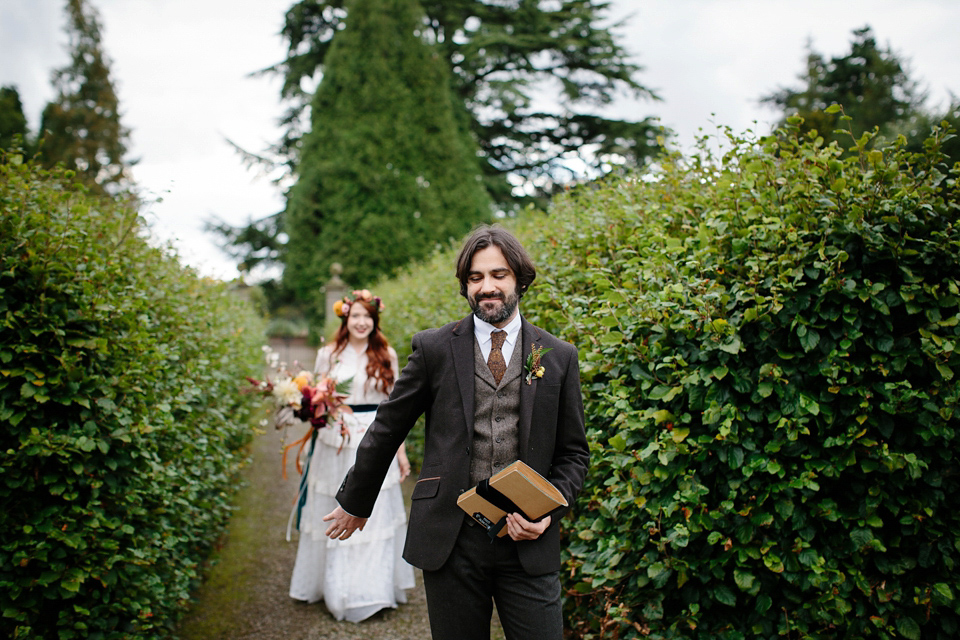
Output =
[
  {"x1": 373, "y1": 119, "x2": 960, "y2": 637},
  {"x1": 525, "y1": 122, "x2": 960, "y2": 638},
  {"x1": 0, "y1": 156, "x2": 265, "y2": 638}
]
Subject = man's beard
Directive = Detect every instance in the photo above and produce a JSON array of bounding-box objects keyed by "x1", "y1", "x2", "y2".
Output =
[{"x1": 470, "y1": 289, "x2": 519, "y2": 325}]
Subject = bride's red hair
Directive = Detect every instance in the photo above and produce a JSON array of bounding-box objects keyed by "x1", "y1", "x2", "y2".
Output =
[{"x1": 331, "y1": 299, "x2": 395, "y2": 394}]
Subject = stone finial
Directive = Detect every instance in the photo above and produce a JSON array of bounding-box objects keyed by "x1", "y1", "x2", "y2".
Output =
[{"x1": 328, "y1": 262, "x2": 345, "y2": 287}]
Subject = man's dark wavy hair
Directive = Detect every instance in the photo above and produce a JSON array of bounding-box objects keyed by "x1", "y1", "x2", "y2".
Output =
[{"x1": 455, "y1": 225, "x2": 536, "y2": 299}]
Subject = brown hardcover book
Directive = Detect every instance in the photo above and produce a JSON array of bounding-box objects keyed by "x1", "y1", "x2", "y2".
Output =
[{"x1": 456, "y1": 460, "x2": 568, "y2": 538}]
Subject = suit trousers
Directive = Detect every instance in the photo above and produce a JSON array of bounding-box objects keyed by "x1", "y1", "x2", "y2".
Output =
[{"x1": 422, "y1": 518, "x2": 563, "y2": 640}]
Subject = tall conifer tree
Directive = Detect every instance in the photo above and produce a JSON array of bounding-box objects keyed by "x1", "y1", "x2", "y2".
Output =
[
  {"x1": 283, "y1": 0, "x2": 491, "y2": 316},
  {"x1": 211, "y1": 0, "x2": 658, "y2": 288},
  {"x1": 0, "y1": 86, "x2": 29, "y2": 152},
  {"x1": 761, "y1": 27, "x2": 925, "y2": 148},
  {"x1": 270, "y1": 0, "x2": 659, "y2": 203},
  {"x1": 39, "y1": 0, "x2": 132, "y2": 194}
]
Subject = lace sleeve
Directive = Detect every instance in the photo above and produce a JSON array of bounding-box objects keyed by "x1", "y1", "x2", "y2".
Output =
[{"x1": 314, "y1": 346, "x2": 333, "y2": 376}]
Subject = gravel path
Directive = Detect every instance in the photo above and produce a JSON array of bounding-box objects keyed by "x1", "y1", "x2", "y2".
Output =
[
  {"x1": 175, "y1": 421, "x2": 505, "y2": 639},
  {"x1": 174, "y1": 421, "x2": 432, "y2": 640}
]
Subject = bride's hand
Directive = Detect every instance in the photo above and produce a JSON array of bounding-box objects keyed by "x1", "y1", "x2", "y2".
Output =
[
  {"x1": 396, "y1": 450, "x2": 411, "y2": 481},
  {"x1": 396, "y1": 443, "x2": 411, "y2": 481}
]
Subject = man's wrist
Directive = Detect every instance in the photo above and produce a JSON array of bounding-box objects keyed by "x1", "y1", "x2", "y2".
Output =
[{"x1": 337, "y1": 502, "x2": 360, "y2": 519}]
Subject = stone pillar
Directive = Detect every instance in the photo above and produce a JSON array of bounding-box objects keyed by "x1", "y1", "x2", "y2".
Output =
[{"x1": 322, "y1": 263, "x2": 348, "y2": 336}]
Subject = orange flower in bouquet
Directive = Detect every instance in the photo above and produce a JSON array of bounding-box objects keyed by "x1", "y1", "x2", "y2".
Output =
[{"x1": 245, "y1": 346, "x2": 353, "y2": 477}]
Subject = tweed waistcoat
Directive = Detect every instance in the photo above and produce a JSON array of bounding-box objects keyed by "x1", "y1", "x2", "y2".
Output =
[{"x1": 469, "y1": 337, "x2": 522, "y2": 486}]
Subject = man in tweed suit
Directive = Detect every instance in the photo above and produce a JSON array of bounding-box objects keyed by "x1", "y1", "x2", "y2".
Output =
[{"x1": 324, "y1": 225, "x2": 589, "y2": 639}]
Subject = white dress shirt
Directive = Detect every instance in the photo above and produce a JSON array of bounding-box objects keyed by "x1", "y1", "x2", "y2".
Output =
[{"x1": 474, "y1": 312, "x2": 522, "y2": 367}]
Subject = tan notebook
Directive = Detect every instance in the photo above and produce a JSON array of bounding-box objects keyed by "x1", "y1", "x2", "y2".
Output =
[{"x1": 457, "y1": 460, "x2": 568, "y2": 538}]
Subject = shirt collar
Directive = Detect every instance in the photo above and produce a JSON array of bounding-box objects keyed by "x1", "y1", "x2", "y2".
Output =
[{"x1": 474, "y1": 311, "x2": 522, "y2": 347}]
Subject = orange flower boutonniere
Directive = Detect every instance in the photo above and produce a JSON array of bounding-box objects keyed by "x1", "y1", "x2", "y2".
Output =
[{"x1": 524, "y1": 344, "x2": 553, "y2": 385}]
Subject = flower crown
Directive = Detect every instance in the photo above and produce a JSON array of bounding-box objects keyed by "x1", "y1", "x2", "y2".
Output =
[{"x1": 333, "y1": 289, "x2": 384, "y2": 318}]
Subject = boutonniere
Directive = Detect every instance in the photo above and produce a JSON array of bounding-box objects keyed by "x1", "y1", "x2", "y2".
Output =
[{"x1": 524, "y1": 344, "x2": 553, "y2": 385}]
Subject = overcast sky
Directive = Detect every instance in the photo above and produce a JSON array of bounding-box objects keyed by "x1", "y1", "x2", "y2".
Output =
[{"x1": 3, "y1": 0, "x2": 959, "y2": 280}]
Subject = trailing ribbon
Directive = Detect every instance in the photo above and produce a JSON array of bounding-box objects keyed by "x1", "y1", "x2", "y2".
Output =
[
  {"x1": 281, "y1": 425, "x2": 316, "y2": 480},
  {"x1": 286, "y1": 428, "x2": 318, "y2": 541}
]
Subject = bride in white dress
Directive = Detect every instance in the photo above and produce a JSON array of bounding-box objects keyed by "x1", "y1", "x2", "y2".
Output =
[{"x1": 289, "y1": 290, "x2": 415, "y2": 622}]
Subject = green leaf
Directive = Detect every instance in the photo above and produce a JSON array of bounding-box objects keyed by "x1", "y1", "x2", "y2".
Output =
[
  {"x1": 648, "y1": 385, "x2": 672, "y2": 400},
  {"x1": 933, "y1": 583, "x2": 954, "y2": 601},
  {"x1": 713, "y1": 585, "x2": 737, "y2": 606},
  {"x1": 604, "y1": 290, "x2": 626, "y2": 304},
  {"x1": 719, "y1": 337, "x2": 742, "y2": 354},
  {"x1": 850, "y1": 528, "x2": 874, "y2": 549},
  {"x1": 936, "y1": 362, "x2": 954, "y2": 381},
  {"x1": 729, "y1": 447, "x2": 744, "y2": 469},
  {"x1": 775, "y1": 499, "x2": 794, "y2": 519},
  {"x1": 609, "y1": 433, "x2": 626, "y2": 452},
  {"x1": 734, "y1": 569, "x2": 756, "y2": 592},
  {"x1": 896, "y1": 617, "x2": 921, "y2": 640},
  {"x1": 799, "y1": 327, "x2": 820, "y2": 352},
  {"x1": 652, "y1": 409, "x2": 673, "y2": 424},
  {"x1": 763, "y1": 553, "x2": 785, "y2": 573},
  {"x1": 600, "y1": 331, "x2": 623, "y2": 345},
  {"x1": 756, "y1": 594, "x2": 772, "y2": 614}
]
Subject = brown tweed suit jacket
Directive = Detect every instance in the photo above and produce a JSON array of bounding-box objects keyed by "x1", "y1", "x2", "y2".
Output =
[{"x1": 336, "y1": 313, "x2": 589, "y2": 575}]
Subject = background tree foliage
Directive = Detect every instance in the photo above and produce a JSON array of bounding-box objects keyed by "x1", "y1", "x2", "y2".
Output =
[
  {"x1": 0, "y1": 86, "x2": 30, "y2": 153},
  {"x1": 38, "y1": 0, "x2": 133, "y2": 196},
  {"x1": 213, "y1": 0, "x2": 660, "y2": 296},
  {"x1": 905, "y1": 98, "x2": 960, "y2": 172},
  {"x1": 271, "y1": 0, "x2": 660, "y2": 202},
  {"x1": 282, "y1": 0, "x2": 491, "y2": 329},
  {"x1": 761, "y1": 26, "x2": 925, "y2": 151}
]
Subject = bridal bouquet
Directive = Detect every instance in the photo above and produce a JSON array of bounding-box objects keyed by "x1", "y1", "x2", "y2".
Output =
[{"x1": 245, "y1": 346, "x2": 353, "y2": 473}]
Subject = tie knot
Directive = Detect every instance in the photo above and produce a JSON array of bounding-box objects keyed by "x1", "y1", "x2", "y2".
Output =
[{"x1": 490, "y1": 330, "x2": 506, "y2": 350}]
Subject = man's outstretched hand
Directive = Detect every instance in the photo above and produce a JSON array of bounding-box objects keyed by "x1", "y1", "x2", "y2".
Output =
[{"x1": 323, "y1": 505, "x2": 367, "y2": 540}]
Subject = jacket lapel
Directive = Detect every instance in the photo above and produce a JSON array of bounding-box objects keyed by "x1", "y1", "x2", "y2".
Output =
[
  {"x1": 451, "y1": 314, "x2": 476, "y2": 434},
  {"x1": 518, "y1": 318, "x2": 542, "y2": 457}
]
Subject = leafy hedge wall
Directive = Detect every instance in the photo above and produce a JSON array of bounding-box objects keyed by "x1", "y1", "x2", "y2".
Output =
[
  {"x1": 522, "y1": 122, "x2": 960, "y2": 638},
  {"x1": 375, "y1": 119, "x2": 960, "y2": 638},
  {"x1": 0, "y1": 157, "x2": 265, "y2": 638}
]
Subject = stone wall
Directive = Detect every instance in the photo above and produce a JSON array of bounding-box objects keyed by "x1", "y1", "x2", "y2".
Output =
[{"x1": 268, "y1": 336, "x2": 317, "y2": 371}]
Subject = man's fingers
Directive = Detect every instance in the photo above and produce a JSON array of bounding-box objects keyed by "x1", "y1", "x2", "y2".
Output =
[
  {"x1": 506, "y1": 513, "x2": 550, "y2": 540},
  {"x1": 322, "y1": 507, "x2": 367, "y2": 539}
]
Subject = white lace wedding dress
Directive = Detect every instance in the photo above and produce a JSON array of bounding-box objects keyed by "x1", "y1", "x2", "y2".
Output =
[{"x1": 288, "y1": 344, "x2": 415, "y2": 622}]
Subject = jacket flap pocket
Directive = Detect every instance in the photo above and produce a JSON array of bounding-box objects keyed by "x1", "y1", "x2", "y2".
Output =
[{"x1": 412, "y1": 476, "x2": 440, "y2": 500}]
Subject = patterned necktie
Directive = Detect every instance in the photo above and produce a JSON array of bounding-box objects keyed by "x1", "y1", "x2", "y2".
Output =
[{"x1": 487, "y1": 330, "x2": 507, "y2": 385}]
